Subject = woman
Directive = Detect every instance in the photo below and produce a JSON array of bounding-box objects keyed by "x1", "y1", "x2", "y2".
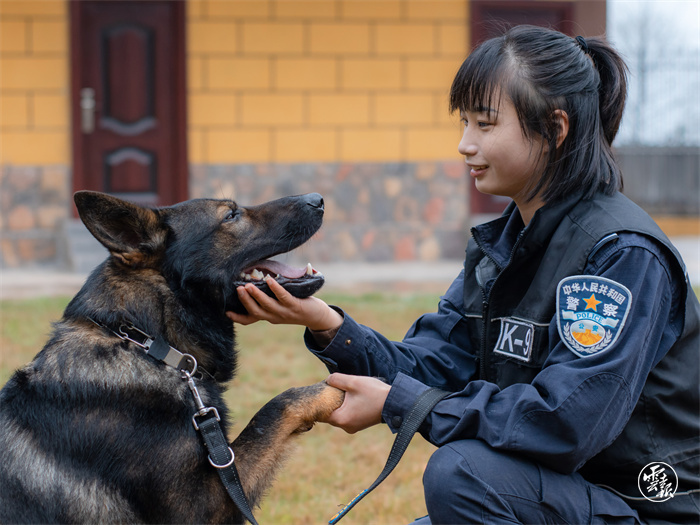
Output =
[{"x1": 229, "y1": 25, "x2": 700, "y2": 524}]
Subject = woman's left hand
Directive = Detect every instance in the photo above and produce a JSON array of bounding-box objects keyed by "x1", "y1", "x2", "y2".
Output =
[
  {"x1": 226, "y1": 276, "x2": 343, "y2": 332},
  {"x1": 321, "y1": 373, "x2": 391, "y2": 434}
]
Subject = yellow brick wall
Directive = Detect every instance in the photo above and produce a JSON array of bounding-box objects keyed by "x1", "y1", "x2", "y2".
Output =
[
  {"x1": 187, "y1": 0, "x2": 469, "y2": 164},
  {"x1": 0, "y1": 0, "x2": 69, "y2": 165},
  {"x1": 0, "y1": 0, "x2": 467, "y2": 166}
]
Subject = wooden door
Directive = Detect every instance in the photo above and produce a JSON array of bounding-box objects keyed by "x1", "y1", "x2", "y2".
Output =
[
  {"x1": 471, "y1": 1, "x2": 574, "y2": 47},
  {"x1": 468, "y1": 1, "x2": 574, "y2": 217},
  {"x1": 70, "y1": 1, "x2": 187, "y2": 207}
]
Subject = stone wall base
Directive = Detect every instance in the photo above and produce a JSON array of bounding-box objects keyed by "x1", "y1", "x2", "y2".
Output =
[
  {"x1": 2, "y1": 159, "x2": 698, "y2": 269},
  {"x1": 190, "y1": 161, "x2": 469, "y2": 264},
  {"x1": 1, "y1": 165, "x2": 71, "y2": 268}
]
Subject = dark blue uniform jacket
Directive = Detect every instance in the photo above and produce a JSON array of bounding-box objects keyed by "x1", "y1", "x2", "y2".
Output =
[{"x1": 305, "y1": 191, "x2": 700, "y2": 522}]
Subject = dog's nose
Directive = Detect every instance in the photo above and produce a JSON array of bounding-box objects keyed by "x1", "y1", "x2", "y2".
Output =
[{"x1": 305, "y1": 193, "x2": 324, "y2": 211}]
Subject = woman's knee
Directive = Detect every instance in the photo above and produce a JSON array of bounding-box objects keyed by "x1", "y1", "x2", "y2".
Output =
[
  {"x1": 423, "y1": 442, "x2": 477, "y2": 505},
  {"x1": 424, "y1": 440, "x2": 491, "y2": 488},
  {"x1": 422, "y1": 440, "x2": 536, "y2": 515},
  {"x1": 423, "y1": 442, "x2": 496, "y2": 524}
]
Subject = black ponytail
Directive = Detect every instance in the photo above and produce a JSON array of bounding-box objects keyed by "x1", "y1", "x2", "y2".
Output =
[{"x1": 585, "y1": 36, "x2": 628, "y2": 146}]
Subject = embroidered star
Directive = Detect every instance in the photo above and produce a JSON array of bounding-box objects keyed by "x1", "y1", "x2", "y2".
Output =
[{"x1": 583, "y1": 293, "x2": 602, "y2": 311}]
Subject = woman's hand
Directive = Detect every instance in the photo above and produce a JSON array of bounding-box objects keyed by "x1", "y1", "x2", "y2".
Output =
[
  {"x1": 226, "y1": 276, "x2": 343, "y2": 332},
  {"x1": 322, "y1": 373, "x2": 392, "y2": 434}
]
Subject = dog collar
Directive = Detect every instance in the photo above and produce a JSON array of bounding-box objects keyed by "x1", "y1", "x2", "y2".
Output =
[{"x1": 88, "y1": 317, "x2": 205, "y2": 377}]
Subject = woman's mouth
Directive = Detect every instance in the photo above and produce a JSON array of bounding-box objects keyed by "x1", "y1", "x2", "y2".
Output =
[{"x1": 468, "y1": 164, "x2": 489, "y2": 177}]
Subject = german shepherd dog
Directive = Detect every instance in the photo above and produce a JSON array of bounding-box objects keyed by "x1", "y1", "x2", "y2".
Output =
[{"x1": 0, "y1": 191, "x2": 344, "y2": 524}]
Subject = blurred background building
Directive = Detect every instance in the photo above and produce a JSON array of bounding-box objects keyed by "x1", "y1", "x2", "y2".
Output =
[{"x1": 0, "y1": 0, "x2": 697, "y2": 271}]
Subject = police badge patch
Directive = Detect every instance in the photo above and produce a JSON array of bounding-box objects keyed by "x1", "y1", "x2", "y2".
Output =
[{"x1": 556, "y1": 276, "x2": 632, "y2": 358}]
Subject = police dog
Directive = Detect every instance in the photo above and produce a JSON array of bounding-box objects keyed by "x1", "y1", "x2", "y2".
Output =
[{"x1": 0, "y1": 191, "x2": 343, "y2": 524}]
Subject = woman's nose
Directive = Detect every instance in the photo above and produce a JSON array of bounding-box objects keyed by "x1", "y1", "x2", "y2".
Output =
[{"x1": 458, "y1": 127, "x2": 477, "y2": 157}]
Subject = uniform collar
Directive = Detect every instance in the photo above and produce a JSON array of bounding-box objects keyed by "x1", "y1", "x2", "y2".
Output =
[{"x1": 471, "y1": 192, "x2": 587, "y2": 269}]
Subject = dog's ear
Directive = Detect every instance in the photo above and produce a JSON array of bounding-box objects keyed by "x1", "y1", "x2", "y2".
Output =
[{"x1": 74, "y1": 191, "x2": 167, "y2": 267}]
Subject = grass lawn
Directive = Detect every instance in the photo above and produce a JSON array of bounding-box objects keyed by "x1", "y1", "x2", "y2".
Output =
[{"x1": 0, "y1": 289, "x2": 443, "y2": 525}]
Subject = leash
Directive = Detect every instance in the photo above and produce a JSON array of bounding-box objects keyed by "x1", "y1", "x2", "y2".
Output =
[
  {"x1": 328, "y1": 387, "x2": 449, "y2": 524},
  {"x1": 186, "y1": 368, "x2": 259, "y2": 525},
  {"x1": 89, "y1": 318, "x2": 259, "y2": 525}
]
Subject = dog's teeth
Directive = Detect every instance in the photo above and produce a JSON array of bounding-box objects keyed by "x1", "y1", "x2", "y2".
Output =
[
  {"x1": 276, "y1": 274, "x2": 281, "y2": 280},
  {"x1": 251, "y1": 269, "x2": 265, "y2": 280},
  {"x1": 306, "y1": 263, "x2": 314, "y2": 276},
  {"x1": 244, "y1": 273, "x2": 252, "y2": 281},
  {"x1": 240, "y1": 272, "x2": 246, "y2": 279}
]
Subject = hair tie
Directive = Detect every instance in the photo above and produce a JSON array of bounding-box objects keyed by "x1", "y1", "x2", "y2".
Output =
[{"x1": 575, "y1": 35, "x2": 590, "y2": 55}]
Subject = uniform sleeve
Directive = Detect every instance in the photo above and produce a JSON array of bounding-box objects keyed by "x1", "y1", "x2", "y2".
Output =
[
  {"x1": 304, "y1": 270, "x2": 478, "y2": 391},
  {"x1": 382, "y1": 234, "x2": 685, "y2": 474}
]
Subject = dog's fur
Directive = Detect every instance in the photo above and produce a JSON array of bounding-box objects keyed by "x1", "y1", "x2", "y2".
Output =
[{"x1": 0, "y1": 191, "x2": 344, "y2": 524}]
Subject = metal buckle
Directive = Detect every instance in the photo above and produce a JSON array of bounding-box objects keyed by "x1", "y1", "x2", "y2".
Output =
[
  {"x1": 192, "y1": 406, "x2": 221, "y2": 431},
  {"x1": 179, "y1": 354, "x2": 197, "y2": 377},
  {"x1": 118, "y1": 323, "x2": 152, "y2": 349},
  {"x1": 208, "y1": 447, "x2": 235, "y2": 469}
]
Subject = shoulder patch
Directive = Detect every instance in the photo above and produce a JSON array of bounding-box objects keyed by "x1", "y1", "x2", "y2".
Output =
[{"x1": 556, "y1": 276, "x2": 632, "y2": 358}]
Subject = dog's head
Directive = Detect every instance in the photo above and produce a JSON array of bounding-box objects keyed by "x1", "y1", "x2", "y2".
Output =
[{"x1": 74, "y1": 191, "x2": 325, "y2": 315}]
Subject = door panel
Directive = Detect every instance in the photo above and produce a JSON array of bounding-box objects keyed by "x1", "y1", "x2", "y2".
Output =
[
  {"x1": 104, "y1": 148, "x2": 156, "y2": 194},
  {"x1": 70, "y1": 1, "x2": 187, "y2": 208},
  {"x1": 102, "y1": 24, "x2": 156, "y2": 134},
  {"x1": 471, "y1": 1, "x2": 574, "y2": 46}
]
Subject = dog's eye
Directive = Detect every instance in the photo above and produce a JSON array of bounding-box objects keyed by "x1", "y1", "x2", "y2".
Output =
[{"x1": 223, "y1": 210, "x2": 239, "y2": 222}]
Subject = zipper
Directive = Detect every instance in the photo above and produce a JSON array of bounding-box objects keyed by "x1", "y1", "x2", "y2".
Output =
[
  {"x1": 478, "y1": 293, "x2": 489, "y2": 380},
  {"x1": 472, "y1": 227, "x2": 527, "y2": 380}
]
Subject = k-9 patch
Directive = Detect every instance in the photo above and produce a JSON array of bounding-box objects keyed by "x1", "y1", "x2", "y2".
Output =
[{"x1": 556, "y1": 276, "x2": 632, "y2": 358}]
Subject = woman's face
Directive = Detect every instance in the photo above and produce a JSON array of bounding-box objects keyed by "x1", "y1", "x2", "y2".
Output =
[{"x1": 458, "y1": 94, "x2": 547, "y2": 215}]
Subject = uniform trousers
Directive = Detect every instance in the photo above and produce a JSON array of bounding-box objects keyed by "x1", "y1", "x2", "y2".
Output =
[{"x1": 413, "y1": 440, "x2": 641, "y2": 524}]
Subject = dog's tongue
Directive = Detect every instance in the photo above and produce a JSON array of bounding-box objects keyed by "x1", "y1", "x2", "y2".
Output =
[{"x1": 244, "y1": 259, "x2": 308, "y2": 279}]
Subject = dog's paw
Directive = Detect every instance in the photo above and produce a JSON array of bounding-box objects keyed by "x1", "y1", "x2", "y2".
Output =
[{"x1": 279, "y1": 381, "x2": 345, "y2": 434}]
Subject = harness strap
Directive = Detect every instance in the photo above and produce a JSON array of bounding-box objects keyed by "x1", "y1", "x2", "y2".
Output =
[
  {"x1": 196, "y1": 412, "x2": 259, "y2": 525},
  {"x1": 328, "y1": 387, "x2": 449, "y2": 524}
]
